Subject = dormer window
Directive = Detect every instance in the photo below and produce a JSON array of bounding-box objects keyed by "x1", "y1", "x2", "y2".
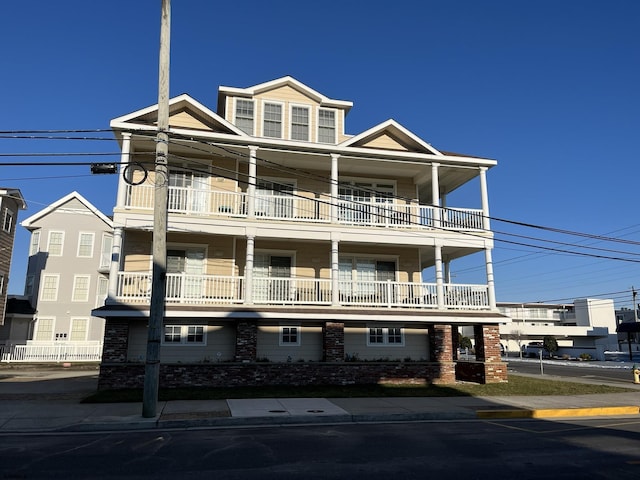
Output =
[
  {"x1": 318, "y1": 108, "x2": 336, "y2": 143},
  {"x1": 234, "y1": 99, "x2": 254, "y2": 135},
  {"x1": 263, "y1": 102, "x2": 283, "y2": 138},
  {"x1": 290, "y1": 105, "x2": 310, "y2": 141}
]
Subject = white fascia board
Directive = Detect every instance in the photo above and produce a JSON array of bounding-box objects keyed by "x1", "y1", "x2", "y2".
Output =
[
  {"x1": 94, "y1": 308, "x2": 504, "y2": 323},
  {"x1": 21, "y1": 191, "x2": 113, "y2": 229},
  {"x1": 341, "y1": 119, "x2": 442, "y2": 155}
]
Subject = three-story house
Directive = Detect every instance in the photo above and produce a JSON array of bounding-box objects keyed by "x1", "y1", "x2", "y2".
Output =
[{"x1": 95, "y1": 76, "x2": 507, "y2": 388}]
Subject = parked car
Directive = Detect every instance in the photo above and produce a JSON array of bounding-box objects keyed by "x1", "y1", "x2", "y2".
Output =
[{"x1": 522, "y1": 342, "x2": 544, "y2": 358}]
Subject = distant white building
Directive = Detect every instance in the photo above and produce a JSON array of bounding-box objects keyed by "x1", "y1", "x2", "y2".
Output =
[{"x1": 496, "y1": 299, "x2": 618, "y2": 360}]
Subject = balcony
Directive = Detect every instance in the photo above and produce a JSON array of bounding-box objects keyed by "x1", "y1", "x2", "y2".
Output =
[
  {"x1": 116, "y1": 272, "x2": 490, "y2": 310},
  {"x1": 123, "y1": 184, "x2": 485, "y2": 231}
]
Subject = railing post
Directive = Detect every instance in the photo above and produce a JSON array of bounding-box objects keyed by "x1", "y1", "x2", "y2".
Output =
[
  {"x1": 431, "y1": 162, "x2": 441, "y2": 228},
  {"x1": 435, "y1": 243, "x2": 445, "y2": 309}
]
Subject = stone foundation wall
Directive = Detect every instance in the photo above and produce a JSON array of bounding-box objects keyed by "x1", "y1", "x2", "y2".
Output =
[
  {"x1": 455, "y1": 360, "x2": 508, "y2": 384},
  {"x1": 98, "y1": 361, "x2": 457, "y2": 390}
]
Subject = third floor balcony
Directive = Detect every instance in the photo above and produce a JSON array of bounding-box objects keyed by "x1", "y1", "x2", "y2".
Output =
[{"x1": 122, "y1": 183, "x2": 485, "y2": 231}]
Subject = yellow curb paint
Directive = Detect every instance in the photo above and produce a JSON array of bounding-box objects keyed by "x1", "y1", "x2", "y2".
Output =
[{"x1": 477, "y1": 406, "x2": 640, "y2": 419}]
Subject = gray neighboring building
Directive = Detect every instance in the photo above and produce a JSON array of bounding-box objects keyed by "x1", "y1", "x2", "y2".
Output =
[{"x1": 19, "y1": 191, "x2": 113, "y2": 344}]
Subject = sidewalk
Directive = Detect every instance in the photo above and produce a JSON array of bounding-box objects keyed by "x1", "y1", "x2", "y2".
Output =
[{"x1": 1, "y1": 365, "x2": 639, "y2": 433}]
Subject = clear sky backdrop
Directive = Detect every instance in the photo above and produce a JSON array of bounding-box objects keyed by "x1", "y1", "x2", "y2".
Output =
[{"x1": 2, "y1": 0, "x2": 639, "y2": 308}]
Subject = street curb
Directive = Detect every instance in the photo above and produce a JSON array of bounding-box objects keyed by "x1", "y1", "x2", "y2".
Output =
[{"x1": 477, "y1": 406, "x2": 640, "y2": 419}]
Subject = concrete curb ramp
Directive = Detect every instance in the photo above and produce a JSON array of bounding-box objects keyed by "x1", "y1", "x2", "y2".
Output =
[{"x1": 477, "y1": 406, "x2": 640, "y2": 419}]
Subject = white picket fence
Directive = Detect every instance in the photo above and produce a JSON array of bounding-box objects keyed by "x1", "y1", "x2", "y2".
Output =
[{"x1": 0, "y1": 342, "x2": 103, "y2": 363}]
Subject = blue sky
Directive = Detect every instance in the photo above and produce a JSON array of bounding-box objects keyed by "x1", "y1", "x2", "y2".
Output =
[{"x1": 2, "y1": 1, "x2": 639, "y2": 307}]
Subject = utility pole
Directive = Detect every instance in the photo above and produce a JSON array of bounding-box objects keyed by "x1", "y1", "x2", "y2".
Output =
[{"x1": 143, "y1": 0, "x2": 171, "y2": 418}]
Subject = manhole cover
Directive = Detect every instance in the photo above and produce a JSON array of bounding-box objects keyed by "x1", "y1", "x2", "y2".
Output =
[
  {"x1": 307, "y1": 409, "x2": 325, "y2": 413},
  {"x1": 268, "y1": 409, "x2": 287, "y2": 413}
]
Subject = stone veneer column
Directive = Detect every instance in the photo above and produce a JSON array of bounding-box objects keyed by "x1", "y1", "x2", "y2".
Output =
[
  {"x1": 323, "y1": 322, "x2": 344, "y2": 362},
  {"x1": 235, "y1": 320, "x2": 257, "y2": 362},
  {"x1": 430, "y1": 324, "x2": 453, "y2": 362},
  {"x1": 472, "y1": 323, "x2": 507, "y2": 383},
  {"x1": 101, "y1": 318, "x2": 130, "y2": 363},
  {"x1": 474, "y1": 324, "x2": 502, "y2": 362}
]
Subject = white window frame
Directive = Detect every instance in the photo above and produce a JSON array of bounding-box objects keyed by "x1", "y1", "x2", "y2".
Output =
[
  {"x1": 162, "y1": 324, "x2": 207, "y2": 346},
  {"x1": 0, "y1": 274, "x2": 4, "y2": 294},
  {"x1": 317, "y1": 107, "x2": 337, "y2": 144},
  {"x1": 77, "y1": 232, "x2": 95, "y2": 258},
  {"x1": 289, "y1": 104, "x2": 310, "y2": 141},
  {"x1": 279, "y1": 325, "x2": 301, "y2": 346},
  {"x1": 47, "y1": 231, "x2": 65, "y2": 256},
  {"x1": 34, "y1": 317, "x2": 55, "y2": 341},
  {"x1": 100, "y1": 234, "x2": 113, "y2": 269},
  {"x1": 234, "y1": 98, "x2": 255, "y2": 135},
  {"x1": 40, "y1": 274, "x2": 60, "y2": 302},
  {"x1": 70, "y1": 317, "x2": 89, "y2": 341},
  {"x1": 29, "y1": 230, "x2": 40, "y2": 256},
  {"x1": 2, "y1": 208, "x2": 13, "y2": 233},
  {"x1": 367, "y1": 325, "x2": 405, "y2": 346},
  {"x1": 262, "y1": 100, "x2": 284, "y2": 138},
  {"x1": 72, "y1": 275, "x2": 91, "y2": 302}
]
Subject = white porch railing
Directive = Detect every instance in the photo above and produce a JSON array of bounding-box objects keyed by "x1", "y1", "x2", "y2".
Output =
[
  {"x1": 0, "y1": 342, "x2": 103, "y2": 363},
  {"x1": 118, "y1": 272, "x2": 244, "y2": 304},
  {"x1": 115, "y1": 272, "x2": 490, "y2": 309},
  {"x1": 124, "y1": 184, "x2": 484, "y2": 231}
]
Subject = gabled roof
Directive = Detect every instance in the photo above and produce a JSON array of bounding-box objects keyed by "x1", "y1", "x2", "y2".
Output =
[
  {"x1": 340, "y1": 119, "x2": 442, "y2": 155},
  {"x1": 110, "y1": 94, "x2": 247, "y2": 136},
  {"x1": 217, "y1": 76, "x2": 353, "y2": 114},
  {"x1": 0, "y1": 188, "x2": 27, "y2": 210},
  {"x1": 21, "y1": 191, "x2": 113, "y2": 230}
]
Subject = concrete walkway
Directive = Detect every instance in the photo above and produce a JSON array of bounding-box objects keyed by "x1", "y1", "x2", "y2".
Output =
[{"x1": 1, "y1": 364, "x2": 639, "y2": 433}]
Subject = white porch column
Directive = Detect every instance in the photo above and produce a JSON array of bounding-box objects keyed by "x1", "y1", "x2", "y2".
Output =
[
  {"x1": 247, "y1": 145, "x2": 258, "y2": 218},
  {"x1": 479, "y1": 166, "x2": 491, "y2": 231},
  {"x1": 485, "y1": 246, "x2": 497, "y2": 309},
  {"x1": 330, "y1": 153, "x2": 339, "y2": 223},
  {"x1": 106, "y1": 227, "x2": 123, "y2": 305},
  {"x1": 431, "y1": 162, "x2": 441, "y2": 228},
  {"x1": 331, "y1": 234, "x2": 340, "y2": 306},
  {"x1": 435, "y1": 243, "x2": 445, "y2": 309},
  {"x1": 444, "y1": 258, "x2": 451, "y2": 283},
  {"x1": 244, "y1": 231, "x2": 255, "y2": 305},
  {"x1": 116, "y1": 133, "x2": 132, "y2": 208}
]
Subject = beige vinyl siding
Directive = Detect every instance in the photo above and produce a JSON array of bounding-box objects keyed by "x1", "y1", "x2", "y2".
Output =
[
  {"x1": 256, "y1": 324, "x2": 323, "y2": 362},
  {"x1": 239, "y1": 240, "x2": 420, "y2": 283},
  {"x1": 169, "y1": 111, "x2": 211, "y2": 131},
  {"x1": 344, "y1": 325, "x2": 430, "y2": 361},
  {"x1": 127, "y1": 322, "x2": 236, "y2": 363},
  {"x1": 361, "y1": 133, "x2": 411, "y2": 151},
  {"x1": 122, "y1": 232, "x2": 237, "y2": 276}
]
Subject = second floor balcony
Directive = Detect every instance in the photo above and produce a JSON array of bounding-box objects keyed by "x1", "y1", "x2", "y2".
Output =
[
  {"x1": 123, "y1": 184, "x2": 485, "y2": 231},
  {"x1": 115, "y1": 271, "x2": 491, "y2": 311}
]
